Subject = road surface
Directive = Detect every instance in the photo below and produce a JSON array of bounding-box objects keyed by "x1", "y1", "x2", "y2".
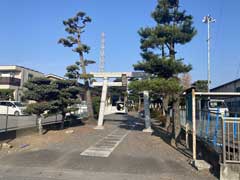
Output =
[{"x1": 0, "y1": 114, "x2": 216, "y2": 180}]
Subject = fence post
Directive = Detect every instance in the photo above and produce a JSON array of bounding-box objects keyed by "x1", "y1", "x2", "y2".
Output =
[
  {"x1": 198, "y1": 100, "x2": 202, "y2": 137},
  {"x1": 234, "y1": 113, "x2": 237, "y2": 139},
  {"x1": 213, "y1": 108, "x2": 220, "y2": 146},
  {"x1": 192, "y1": 88, "x2": 196, "y2": 161},
  {"x1": 206, "y1": 111, "x2": 210, "y2": 139},
  {"x1": 222, "y1": 114, "x2": 226, "y2": 164},
  {"x1": 185, "y1": 122, "x2": 189, "y2": 149},
  {"x1": 5, "y1": 106, "x2": 9, "y2": 132}
]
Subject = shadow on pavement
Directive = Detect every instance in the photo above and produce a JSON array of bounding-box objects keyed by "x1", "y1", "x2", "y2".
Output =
[
  {"x1": 103, "y1": 113, "x2": 193, "y2": 161},
  {"x1": 126, "y1": 114, "x2": 193, "y2": 159}
]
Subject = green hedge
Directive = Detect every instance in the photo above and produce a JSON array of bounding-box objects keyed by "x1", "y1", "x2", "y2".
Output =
[{"x1": 0, "y1": 89, "x2": 14, "y2": 100}]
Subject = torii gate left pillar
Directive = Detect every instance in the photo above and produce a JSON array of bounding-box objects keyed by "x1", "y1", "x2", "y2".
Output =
[{"x1": 95, "y1": 77, "x2": 108, "y2": 129}]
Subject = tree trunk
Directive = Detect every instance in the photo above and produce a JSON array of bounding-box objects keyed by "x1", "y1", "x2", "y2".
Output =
[
  {"x1": 37, "y1": 115, "x2": 43, "y2": 135},
  {"x1": 86, "y1": 88, "x2": 94, "y2": 120},
  {"x1": 138, "y1": 95, "x2": 141, "y2": 111},
  {"x1": 163, "y1": 94, "x2": 170, "y2": 128},
  {"x1": 169, "y1": 42, "x2": 175, "y2": 58},
  {"x1": 79, "y1": 51, "x2": 94, "y2": 120},
  {"x1": 61, "y1": 113, "x2": 65, "y2": 129},
  {"x1": 161, "y1": 44, "x2": 165, "y2": 58},
  {"x1": 171, "y1": 95, "x2": 181, "y2": 147}
]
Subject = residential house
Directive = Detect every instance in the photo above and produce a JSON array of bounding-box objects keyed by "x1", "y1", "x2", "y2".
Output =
[
  {"x1": 0, "y1": 65, "x2": 44, "y2": 101},
  {"x1": 211, "y1": 78, "x2": 240, "y2": 113}
]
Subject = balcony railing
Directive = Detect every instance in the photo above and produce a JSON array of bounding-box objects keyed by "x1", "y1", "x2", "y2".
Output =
[{"x1": 0, "y1": 77, "x2": 21, "y2": 86}]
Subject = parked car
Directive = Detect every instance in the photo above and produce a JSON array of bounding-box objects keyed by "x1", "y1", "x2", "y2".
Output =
[
  {"x1": 207, "y1": 99, "x2": 229, "y2": 117},
  {"x1": 66, "y1": 101, "x2": 88, "y2": 119},
  {"x1": 0, "y1": 101, "x2": 26, "y2": 116},
  {"x1": 138, "y1": 109, "x2": 145, "y2": 118}
]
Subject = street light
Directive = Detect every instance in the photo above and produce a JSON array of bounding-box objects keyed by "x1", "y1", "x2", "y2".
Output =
[{"x1": 203, "y1": 15, "x2": 216, "y2": 92}]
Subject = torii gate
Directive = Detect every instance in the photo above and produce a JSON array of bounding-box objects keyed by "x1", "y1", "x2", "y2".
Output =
[{"x1": 90, "y1": 72, "x2": 153, "y2": 133}]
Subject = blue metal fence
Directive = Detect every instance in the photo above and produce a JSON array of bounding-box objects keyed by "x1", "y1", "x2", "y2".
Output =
[{"x1": 180, "y1": 108, "x2": 240, "y2": 152}]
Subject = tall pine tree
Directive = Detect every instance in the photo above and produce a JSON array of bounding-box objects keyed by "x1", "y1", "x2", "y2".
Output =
[
  {"x1": 58, "y1": 11, "x2": 95, "y2": 120},
  {"x1": 132, "y1": 0, "x2": 196, "y2": 145}
]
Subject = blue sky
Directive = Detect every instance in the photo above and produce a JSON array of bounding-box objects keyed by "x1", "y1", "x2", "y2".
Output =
[{"x1": 0, "y1": 0, "x2": 239, "y2": 88}]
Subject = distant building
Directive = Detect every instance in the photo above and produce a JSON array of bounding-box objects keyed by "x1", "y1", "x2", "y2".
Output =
[
  {"x1": 0, "y1": 65, "x2": 44, "y2": 101},
  {"x1": 211, "y1": 78, "x2": 240, "y2": 113},
  {"x1": 46, "y1": 73, "x2": 89, "y2": 101},
  {"x1": 45, "y1": 74, "x2": 65, "y2": 81}
]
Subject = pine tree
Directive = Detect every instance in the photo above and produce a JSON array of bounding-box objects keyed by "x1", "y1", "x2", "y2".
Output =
[
  {"x1": 53, "y1": 79, "x2": 81, "y2": 129},
  {"x1": 58, "y1": 11, "x2": 95, "y2": 120},
  {"x1": 132, "y1": 0, "x2": 196, "y2": 145},
  {"x1": 192, "y1": 80, "x2": 208, "y2": 92},
  {"x1": 24, "y1": 77, "x2": 59, "y2": 134}
]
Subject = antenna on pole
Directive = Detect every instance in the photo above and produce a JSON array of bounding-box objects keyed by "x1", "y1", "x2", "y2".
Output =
[
  {"x1": 235, "y1": 61, "x2": 240, "y2": 80},
  {"x1": 99, "y1": 32, "x2": 105, "y2": 72},
  {"x1": 203, "y1": 15, "x2": 216, "y2": 92}
]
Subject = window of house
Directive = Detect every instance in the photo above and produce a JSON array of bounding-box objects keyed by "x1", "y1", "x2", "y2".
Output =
[
  {"x1": 0, "y1": 102, "x2": 7, "y2": 106},
  {"x1": 236, "y1": 87, "x2": 240, "y2": 92},
  {"x1": 28, "y1": 73, "x2": 33, "y2": 80}
]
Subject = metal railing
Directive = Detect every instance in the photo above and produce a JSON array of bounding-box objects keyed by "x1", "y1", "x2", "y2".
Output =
[
  {"x1": 180, "y1": 109, "x2": 186, "y2": 127},
  {"x1": 0, "y1": 103, "x2": 89, "y2": 133},
  {"x1": 196, "y1": 109, "x2": 224, "y2": 149},
  {"x1": 180, "y1": 108, "x2": 240, "y2": 164},
  {"x1": 0, "y1": 113, "x2": 62, "y2": 133},
  {"x1": 0, "y1": 77, "x2": 21, "y2": 86},
  {"x1": 222, "y1": 117, "x2": 240, "y2": 164}
]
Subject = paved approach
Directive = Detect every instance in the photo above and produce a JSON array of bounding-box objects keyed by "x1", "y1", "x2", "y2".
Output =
[{"x1": 0, "y1": 114, "x2": 216, "y2": 180}]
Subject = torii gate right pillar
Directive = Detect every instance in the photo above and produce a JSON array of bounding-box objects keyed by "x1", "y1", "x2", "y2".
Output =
[{"x1": 142, "y1": 90, "x2": 153, "y2": 133}]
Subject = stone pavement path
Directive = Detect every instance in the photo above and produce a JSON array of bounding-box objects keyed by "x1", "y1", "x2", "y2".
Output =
[{"x1": 0, "y1": 114, "x2": 216, "y2": 180}]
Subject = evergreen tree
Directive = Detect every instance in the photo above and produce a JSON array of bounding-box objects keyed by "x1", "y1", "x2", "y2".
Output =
[
  {"x1": 58, "y1": 11, "x2": 95, "y2": 120},
  {"x1": 53, "y1": 79, "x2": 81, "y2": 129},
  {"x1": 192, "y1": 80, "x2": 208, "y2": 92},
  {"x1": 0, "y1": 89, "x2": 14, "y2": 100},
  {"x1": 24, "y1": 77, "x2": 59, "y2": 134},
  {"x1": 132, "y1": 0, "x2": 196, "y2": 145}
]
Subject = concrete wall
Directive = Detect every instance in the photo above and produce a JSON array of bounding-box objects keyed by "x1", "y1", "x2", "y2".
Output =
[{"x1": 220, "y1": 163, "x2": 240, "y2": 180}]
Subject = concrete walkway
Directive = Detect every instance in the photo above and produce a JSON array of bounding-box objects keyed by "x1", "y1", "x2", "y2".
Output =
[{"x1": 0, "y1": 114, "x2": 216, "y2": 180}]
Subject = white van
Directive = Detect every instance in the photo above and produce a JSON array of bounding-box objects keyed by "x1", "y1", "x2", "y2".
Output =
[
  {"x1": 0, "y1": 101, "x2": 26, "y2": 116},
  {"x1": 208, "y1": 99, "x2": 229, "y2": 116},
  {"x1": 115, "y1": 101, "x2": 127, "y2": 114}
]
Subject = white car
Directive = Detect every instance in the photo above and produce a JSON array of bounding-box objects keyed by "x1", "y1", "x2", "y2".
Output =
[
  {"x1": 66, "y1": 101, "x2": 88, "y2": 118},
  {"x1": 0, "y1": 101, "x2": 26, "y2": 116}
]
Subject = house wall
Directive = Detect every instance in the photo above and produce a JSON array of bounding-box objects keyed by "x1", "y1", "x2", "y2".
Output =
[
  {"x1": 211, "y1": 80, "x2": 240, "y2": 113},
  {"x1": 0, "y1": 66, "x2": 44, "y2": 101}
]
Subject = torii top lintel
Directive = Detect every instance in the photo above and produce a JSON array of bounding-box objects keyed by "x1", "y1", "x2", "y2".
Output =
[{"x1": 90, "y1": 72, "x2": 146, "y2": 78}]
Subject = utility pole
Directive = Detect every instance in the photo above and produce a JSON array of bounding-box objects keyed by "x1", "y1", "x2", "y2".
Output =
[
  {"x1": 99, "y1": 32, "x2": 105, "y2": 72},
  {"x1": 203, "y1": 15, "x2": 216, "y2": 92}
]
